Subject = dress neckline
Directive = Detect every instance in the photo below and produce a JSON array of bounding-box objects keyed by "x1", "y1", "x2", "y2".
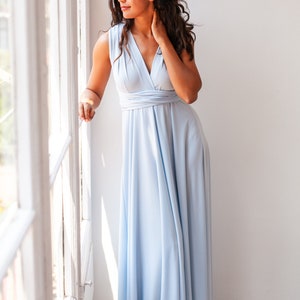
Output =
[{"x1": 128, "y1": 30, "x2": 160, "y2": 76}]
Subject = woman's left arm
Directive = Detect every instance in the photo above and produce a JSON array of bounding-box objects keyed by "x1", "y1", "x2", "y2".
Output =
[{"x1": 151, "y1": 11, "x2": 202, "y2": 104}]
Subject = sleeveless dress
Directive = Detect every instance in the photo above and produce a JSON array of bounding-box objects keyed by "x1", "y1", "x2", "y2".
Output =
[{"x1": 108, "y1": 24, "x2": 213, "y2": 300}]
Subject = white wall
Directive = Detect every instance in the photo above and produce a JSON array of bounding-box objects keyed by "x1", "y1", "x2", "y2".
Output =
[
  {"x1": 90, "y1": 0, "x2": 300, "y2": 299},
  {"x1": 89, "y1": 3, "x2": 121, "y2": 299}
]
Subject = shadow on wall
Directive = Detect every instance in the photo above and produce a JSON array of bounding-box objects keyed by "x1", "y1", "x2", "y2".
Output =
[
  {"x1": 91, "y1": 79, "x2": 122, "y2": 300},
  {"x1": 101, "y1": 195, "x2": 118, "y2": 299}
]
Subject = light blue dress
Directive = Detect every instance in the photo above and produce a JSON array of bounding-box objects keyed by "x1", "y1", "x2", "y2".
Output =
[{"x1": 108, "y1": 24, "x2": 213, "y2": 300}]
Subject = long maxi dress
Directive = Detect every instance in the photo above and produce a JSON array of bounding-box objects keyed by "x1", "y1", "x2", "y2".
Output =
[{"x1": 108, "y1": 23, "x2": 213, "y2": 300}]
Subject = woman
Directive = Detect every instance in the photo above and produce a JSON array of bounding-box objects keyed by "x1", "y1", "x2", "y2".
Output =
[{"x1": 79, "y1": 0, "x2": 212, "y2": 299}]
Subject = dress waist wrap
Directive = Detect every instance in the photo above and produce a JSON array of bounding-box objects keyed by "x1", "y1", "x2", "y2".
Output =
[{"x1": 119, "y1": 90, "x2": 181, "y2": 111}]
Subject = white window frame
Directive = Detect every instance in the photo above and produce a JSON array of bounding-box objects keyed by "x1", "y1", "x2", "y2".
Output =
[
  {"x1": 1, "y1": 0, "x2": 88, "y2": 299},
  {"x1": 56, "y1": 0, "x2": 81, "y2": 298},
  {"x1": 47, "y1": 0, "x2": 82, "y2": 298},
  {"x1": 0, "y1": 0, "x2": 53, "y2": 299},
  {"x1": 78, "y1": 0, "x2": 95, "y2": 298}
]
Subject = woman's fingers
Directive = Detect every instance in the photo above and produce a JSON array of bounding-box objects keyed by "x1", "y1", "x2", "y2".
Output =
[
  {"x1": 79, "y1": 103, "x2": 85, "y2": 120},
  {"x1": 152, "y1": 10, "x2": 157, "y2": 23},
  {"x1": 78, "y1": 102, "x2": 95, "y2": 122},
  {"x1": 84, "y1": 103, "x2": 95, "y2": 121},
  {"x1": 151, "y1": 10, "x2": 167, "y2": 45},
  {"x1": 90, "y1": 109, "x2": 96, "y2": 120}
]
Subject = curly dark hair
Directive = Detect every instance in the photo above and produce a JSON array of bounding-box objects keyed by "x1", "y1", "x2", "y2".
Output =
[{"x1": 109, "y1": 0, "x2": 196, "y2": 60}]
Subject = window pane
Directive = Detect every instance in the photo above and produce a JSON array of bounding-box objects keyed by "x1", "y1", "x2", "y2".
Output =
[
  {"x1": 0, "y1": 251, "x2": 25, "y2": 300},
  {"x1": 46, "y1": 1, "x2": 73, "y2": 296},
  {"x1": 0, "y1": 0, "x2": 17, "y2": 219},
  {"x1": 46, "y1": 0, "x2": 70, "y2": 180},
  {"x1": 45, "y1": 0, "x2": 61, "y2": 139}
]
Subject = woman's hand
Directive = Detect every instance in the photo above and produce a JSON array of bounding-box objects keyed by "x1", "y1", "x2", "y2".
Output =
[
  {"x1": 150, "y1": 10, "x2": 202, "y2": 104},
  {"x1": 151, "y1": 10, "x2": 168, "y2": 46},
  {"x1": 78, "y1": 100, "x2": 96, "y2": 122}
]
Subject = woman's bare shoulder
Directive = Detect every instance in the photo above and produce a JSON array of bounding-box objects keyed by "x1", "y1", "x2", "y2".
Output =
[
  {"x1": 94, "y1": 31, "x2": 109, "y2": 50},
  {"x1": 93, "y1": 31, "x2": 109, "y2": 60}
]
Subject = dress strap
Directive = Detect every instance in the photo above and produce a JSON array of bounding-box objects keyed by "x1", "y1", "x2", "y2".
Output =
[{"x1": 108, "y1": 23, "x2": 125, "y2": 64}]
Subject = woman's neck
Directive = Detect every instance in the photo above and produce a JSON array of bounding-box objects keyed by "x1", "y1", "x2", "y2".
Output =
[{"x1": 131, "y1": 8, "x2": 154, "y2": 37}]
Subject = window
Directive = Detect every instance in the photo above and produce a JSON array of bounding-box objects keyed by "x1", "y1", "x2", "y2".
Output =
[
  {"x1": 0, "y1": 0, "x2": 17, "y2": 234},
  {"x1": 0, "y1": 2, "x2": 24, "y2": 297},
  {"x1": 0, "y1": 0, "x2": 93, "y2": 299},
  {"x1": 78, "y1": 0, "x2": 94, "y2": 296},
  {"x1": 0, "y1": 0, "x2": 50, "y2": 298}
]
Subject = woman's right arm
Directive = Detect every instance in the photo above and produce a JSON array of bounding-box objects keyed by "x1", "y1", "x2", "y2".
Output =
[{"x1": 79, "y1": 31, "x2": 111, "y2": 122}]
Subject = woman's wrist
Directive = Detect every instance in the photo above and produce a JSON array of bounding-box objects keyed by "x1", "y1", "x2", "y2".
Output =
[
  {"x1": 80, "y1": 88, "x2": 101, "y2": 109},
  {"x1": 157, "y1": 38, "x2": 172, "y2": 53},
  {"x1": 80, "y1": 98, "x2": 95, "y2": 107}
]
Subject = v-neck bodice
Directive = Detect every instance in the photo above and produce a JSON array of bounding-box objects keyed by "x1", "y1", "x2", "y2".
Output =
[
  {"x1": 128, "y1": 30, "x2": 159, "y2": 75},
  {"x1": 109, "y1": 23, "x2": 174, "y2": 95}
]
